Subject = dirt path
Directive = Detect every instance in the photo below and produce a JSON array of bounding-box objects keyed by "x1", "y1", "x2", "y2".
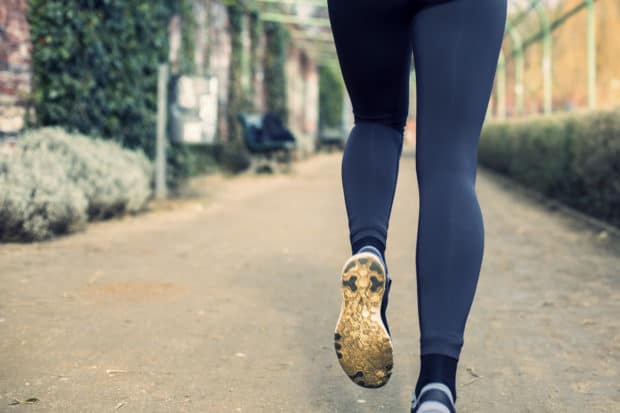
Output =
[{"x1": 1, "y1": 151, "x2": 619, "y2": 412}]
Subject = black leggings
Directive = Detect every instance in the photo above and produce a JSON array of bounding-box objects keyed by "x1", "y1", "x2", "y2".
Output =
[{"x1": 328, "y1": 0, "x2": 507, "y2": 359}]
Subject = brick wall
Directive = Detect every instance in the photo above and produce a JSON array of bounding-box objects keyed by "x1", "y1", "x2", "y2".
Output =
[{"x1": 0, "y1": 0, "x2": 31, "y2": 137}]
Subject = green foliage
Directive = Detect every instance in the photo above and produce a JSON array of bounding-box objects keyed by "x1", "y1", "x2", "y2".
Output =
[
  {"x1": 166, "y1": 144, "x2": 219, "y2": 193},
  {"x1": 27, "y1": 0, "x2": 174, "y2": 156},
  {"x1": 248, "y1": 11, "x2": 261, "y2": 107},
  {"x1": 263, "y1": 21, "x2": 289, "y2": 123},
  {"x1": 27, "y1": 0, "x2": 196, "y2": 188},
  {"x1": 227, "y1": 4, "x2": 245, "y2": 145},
  {"x1": 178, "y1": 0, "x2": 196, "y2": 74},
  {"x1": 478, "y1": 109, "x2": 620, "y2": 227},
  {"x1": 215, "y1": 141, "x2": 252, "y2": 174},
  {"x1": 319, "y1": 63, "x2": 344, "y2": 128},
  {"x1": 224, "y1": 4, "x2": 252, "y2": 172}
]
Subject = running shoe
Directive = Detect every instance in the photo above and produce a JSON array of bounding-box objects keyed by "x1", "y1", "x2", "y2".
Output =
[
  {"x1": 334, "y1": 250, "x2": 393, "y2": 388},
  {"x1": 411, "y1": 382, "x2": 456, "y2": 413}
]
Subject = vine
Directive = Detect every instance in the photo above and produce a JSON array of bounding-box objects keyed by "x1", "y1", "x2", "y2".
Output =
[{"x1": 263, "y1": 21, "x2": 289, "y2": 123}]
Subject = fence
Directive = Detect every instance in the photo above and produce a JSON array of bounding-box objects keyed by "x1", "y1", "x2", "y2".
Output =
[{"x1": 492, "y1": 0, "x2": 601, "y2": 119}]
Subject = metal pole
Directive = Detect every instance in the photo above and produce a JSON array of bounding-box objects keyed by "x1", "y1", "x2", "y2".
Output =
[
  {"x1": 586, "y1": 0, "x2": 596, "y2": 109},
  {"x1": 533, "y1": 1, "x2": 552, "y2": 114},
  {"x1": 156, "y1": 64, "x2": 168, "y2": 200},
  {"x1": 497, "y1": 51, "x2": 506, "y2": 119}
]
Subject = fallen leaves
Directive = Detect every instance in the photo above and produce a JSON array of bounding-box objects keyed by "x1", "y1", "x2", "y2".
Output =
[{"x1": 8, "y1": 397, "x2": 39, "y2": 406}]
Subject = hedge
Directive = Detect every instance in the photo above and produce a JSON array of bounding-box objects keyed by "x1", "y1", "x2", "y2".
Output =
[
  {"x1": 27, "y1": 0, "x2": 195, "y2": 188},
  {"x1": 0, "y1": 127, "x2": 152, "y2": 242},
  {"x1": 478, "y1": 109, "x2": 620, "y2": 228}
]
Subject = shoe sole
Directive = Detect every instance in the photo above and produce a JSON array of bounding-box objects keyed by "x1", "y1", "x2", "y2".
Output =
[{"x1": 334, "y1": 252, "x2": 393, "y2": 388}]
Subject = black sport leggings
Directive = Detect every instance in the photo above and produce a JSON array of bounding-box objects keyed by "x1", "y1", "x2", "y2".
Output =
[{"x1": 328, "y1": 0, "x2": 507, "y2": 359}]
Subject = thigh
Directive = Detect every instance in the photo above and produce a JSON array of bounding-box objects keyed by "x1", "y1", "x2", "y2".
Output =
[
  {"x1": 326, "y1": 0, "x2": 413, "y2": 131},
  {"x1": 412, "y1": 0, "x2": 507, "y2": 173}
]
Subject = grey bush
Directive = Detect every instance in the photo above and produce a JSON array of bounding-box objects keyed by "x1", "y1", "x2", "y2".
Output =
[{"x1": 0, "y1": 127, "x2": 153, "y2": 241}]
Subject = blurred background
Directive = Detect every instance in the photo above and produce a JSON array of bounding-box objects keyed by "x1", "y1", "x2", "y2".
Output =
[{"x1": 0, "y1": 0, "x2": 619, "y2": 412}]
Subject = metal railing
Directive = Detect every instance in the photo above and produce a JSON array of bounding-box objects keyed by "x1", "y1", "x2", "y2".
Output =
[
  {"x1": 251, "y1": 0, "x2": 600, "y2": 117},
  {"x1": 495, "y1": 0, "x2": 598, "y2": 118}
]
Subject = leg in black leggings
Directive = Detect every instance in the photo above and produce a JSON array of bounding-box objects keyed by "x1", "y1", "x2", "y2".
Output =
[
  {"x1": 332, "y1": 0, "x2": 413, "y2": 265},
  {"x1": 328, "y1": 0, "x2": 507, "y2": 401}
]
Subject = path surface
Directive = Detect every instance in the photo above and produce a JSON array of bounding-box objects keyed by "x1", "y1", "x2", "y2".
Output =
[{"x1": 1, "y1": 151, "x2": 619, "y2": 413}]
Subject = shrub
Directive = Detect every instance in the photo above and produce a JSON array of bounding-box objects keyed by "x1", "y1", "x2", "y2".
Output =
[
  {"x1": 0, "y1": 127, "x2": 153, "y2": 241},
  {"x1": 27, "y1": 0, "x2": 195, "y2": 187},
  {"x1": 0, "y1": 146, "x2": 88, "y2": 242},
  {"x1": 478, "y1": 109, "x2": 620, "y2": 228},
  {"x1": 166, "y1": 143, "x2": 219, "y2": 192},
  {"x1": 215, "y1": 142, "x2": 252, "y2": 174}
]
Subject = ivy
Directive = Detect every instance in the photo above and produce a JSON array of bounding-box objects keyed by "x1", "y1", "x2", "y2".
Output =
[
  {"x1": 27, "y1": 0, "x2": 202, "y2": 189},
  {"x1": 263, "y1": 21, "x2": 289, "y2": 124},
  {"x1": 28, "y1": 0, "x2": 175, "y2": 157},
  {"x1": 319, "y1": 63, "x2": 344, "y2": 128},
  {"x1": 177, "y1": 0, "x2": 197, "y2": 74},
  {"x1": 226, "y1": 3, "x2": 245, "y2": 146},
  {"x1": 248, "y1": 10, "x2": 261, "y2": 107}
]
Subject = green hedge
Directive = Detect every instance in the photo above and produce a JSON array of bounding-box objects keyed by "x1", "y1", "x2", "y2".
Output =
[
  {"x1": 27, "y1": 0, "x2": 195, "y2": 188},
  {"x1": 478, "y1": 109, "x2": 620, "y2": 227}
]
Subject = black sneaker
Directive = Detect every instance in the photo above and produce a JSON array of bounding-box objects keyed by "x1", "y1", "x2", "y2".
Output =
[
  {"x1": 411, "y1": 382, "x2": 456, "y2": 413},
  {"x1": 334, "y1": 250, "x2": 393, "y2": 388}
]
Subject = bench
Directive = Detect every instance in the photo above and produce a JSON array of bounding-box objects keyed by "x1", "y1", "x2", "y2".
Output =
[{"x1": 238, "y1": 112, "x2": 297, "y2": 172}]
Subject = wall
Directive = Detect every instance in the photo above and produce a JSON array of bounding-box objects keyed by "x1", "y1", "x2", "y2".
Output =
[
  {"x1": 286, "y1": 46, "x2": 318, "y2": 156},
  {"x1": 0, "y1": 0, "x2": 30, "y2": 137},
  {"x1": 0, "y1": 0, "x2": 320, "y2": 152}
]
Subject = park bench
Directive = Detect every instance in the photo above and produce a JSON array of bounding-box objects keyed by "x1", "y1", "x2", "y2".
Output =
[{"x1": 238, "y1": 112, "x2": 297, "y2": 172}]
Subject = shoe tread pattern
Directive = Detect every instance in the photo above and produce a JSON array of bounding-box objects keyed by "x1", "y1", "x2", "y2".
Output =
[{"x1": 334, "y1": 252, "x2": 393, "y2": 388}]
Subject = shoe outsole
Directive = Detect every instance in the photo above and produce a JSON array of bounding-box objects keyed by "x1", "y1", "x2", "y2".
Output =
[{"x1": 334, "y1": 252, "x2": 393, "y2": 388}]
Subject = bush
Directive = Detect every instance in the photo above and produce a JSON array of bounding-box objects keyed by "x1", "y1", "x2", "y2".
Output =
[
  {"x1": 0, "y1": 127, "x2": 153, "y2": 241},
  {"x1": 215, "y1": 142, "x2": 252, "y2": 174},
  {"x1": 478, "y1": 109, "x2": 620, "y2": 228},
  {"x1": 166, "y1": 143, "x2": 219, "y2": 192},
  {"x1": 27, "y1": 0, "x2": 195, "y2": 188},
  {"x1": 0, "y1": 146, "x2": 88, "y2": 242}
]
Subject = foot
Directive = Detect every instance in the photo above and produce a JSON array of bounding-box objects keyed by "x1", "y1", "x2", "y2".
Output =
[
  {"x1": 411, "y1": 382, "x2": 456, "y2": 413},
  {"x1": 334, "y1": 249, "x2": 393, "y2": 388}
]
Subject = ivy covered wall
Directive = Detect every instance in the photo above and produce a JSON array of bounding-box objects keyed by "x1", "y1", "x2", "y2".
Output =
[
  {"x1": 263, "y1": 21, "x2": 289, "y2": 123},
  {"x1": 27, "y1": 1, "x2": 195, "y2": 154},
  {"x1": 318, "y1": 63, "x2": 344, "y2": 129}
]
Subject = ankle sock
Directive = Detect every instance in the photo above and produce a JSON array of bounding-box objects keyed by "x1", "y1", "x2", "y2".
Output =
[
  {"x1": 415, "y1": 354, "x2": 458, "y2": 403},
  {"x1": 355, "y1": 244, "x2": 391, "y2": 335},
  {"x1": 357, "y1": 245, "x2": 388, "y2": 275},
  {"x1": 352, "y1": 236, "x2": 387, "y2": 273}
]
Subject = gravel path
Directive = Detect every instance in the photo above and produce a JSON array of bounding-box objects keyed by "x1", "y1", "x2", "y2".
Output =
[{"x1": 1, "y1": 151, "x2": 618, "y2": 412}]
